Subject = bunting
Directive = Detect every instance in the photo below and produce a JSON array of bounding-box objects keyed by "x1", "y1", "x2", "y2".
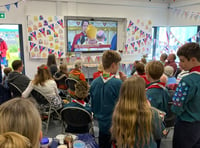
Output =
[
  {"x1": 39, "y1": 45, "x2": 46, "y2": 53},
  {"x1": 58, "y1": 51, "x2": 64, "y2": 58},
  {"x1": 28, "y1": 16, "x2": 65, "y2": 59},
  {"x1": 153, "y1": 30, "x2": 200, "y2": 54},
  {"x1": 48, "y1": 48, "x2": 54, "y2": 54},
  {"x1": 0, "y1": 0, "x2": 24, "y2": 11},
  {"x1": 125, "y1": 19, "x2": 152, "y2": 57},
  {"x1": 169, "y1": 7, "x2": 200, "y2": 21}
]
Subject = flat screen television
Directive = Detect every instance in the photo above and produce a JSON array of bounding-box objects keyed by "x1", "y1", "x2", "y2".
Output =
[{"x1": 67, "y1": 19, "x2": 117, "y2": 52}]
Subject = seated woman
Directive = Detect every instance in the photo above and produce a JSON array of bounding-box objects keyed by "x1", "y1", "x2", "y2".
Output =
[
  {"x1": 54, "y1": 63, "x2": 68, "y2": 90},
  {"x1": 0, "y1": 98, "x2": 42, "y2": 148},
  {"x1": 22, "y1": 64, "x2": 63, "y2": 110},
  {"x1": 111, "y1": 76, "x2": 164, "y2": 148},
  {"x1": 63, "y1": 81, "x2": 92, "y2": 133}
]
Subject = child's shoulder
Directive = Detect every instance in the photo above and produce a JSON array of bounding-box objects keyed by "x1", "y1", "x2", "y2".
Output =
[{"x1": 181, "y1": 72, "x2": 200, "y2": 84}]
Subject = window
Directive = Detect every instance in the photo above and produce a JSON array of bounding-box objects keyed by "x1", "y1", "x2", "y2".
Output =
[{"x1": 151, "y1": 26, "x2": 199, "y2": 61}]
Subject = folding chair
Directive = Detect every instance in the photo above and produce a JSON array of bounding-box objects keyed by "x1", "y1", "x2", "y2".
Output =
[
  {"x1": 60, "y1": 107, "x2": 93, "y2": 134},
  {"x1": 0, "y1": 84, "x2": 11, "y2": 104},
  {"x1": 65, "y1": 78, "x2": 78, "y2": 98},
  {"x1": 31, "y1": 89, "x2": 61, "y2": 135},
  {"x1": 8, "y1": 82, "x2": 22, "y2": 98},
  {"x1": 53, "y1": 74, "x2": 68, "y2": 90},
  {"x1": 53, "y1": 74, "x2": 68, "y2": 100}
]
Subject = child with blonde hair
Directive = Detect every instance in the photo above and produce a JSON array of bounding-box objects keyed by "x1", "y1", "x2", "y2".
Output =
[
  {"x1": 0, "y1": 132, "x2": 32, "y2": 148},
  {"x1": 111, "y1": 76, "x2": 164, "y2": 148},
  {"x1": 0, "y1": 98, "x2": 42, "y2": 148}
]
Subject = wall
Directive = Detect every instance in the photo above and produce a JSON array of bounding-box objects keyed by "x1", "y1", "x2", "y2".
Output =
[{"x1": 2, "y1": 0, "x2": 198, "y2": 78}]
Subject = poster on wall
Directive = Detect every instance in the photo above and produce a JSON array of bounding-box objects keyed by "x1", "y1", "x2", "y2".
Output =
[
  {"x1": 27, "y1": 15, "x2": 65, "y2": 58},
  {"x1": 125, "y1": 18, "x2": 152, "y2": 60}
]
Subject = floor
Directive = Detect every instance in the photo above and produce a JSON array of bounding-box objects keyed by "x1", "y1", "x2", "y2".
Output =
[{"x1": 44, "y1": 119, "x2": 174, "y2": 148}]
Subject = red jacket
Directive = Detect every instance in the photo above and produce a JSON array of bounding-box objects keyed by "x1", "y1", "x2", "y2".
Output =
[{"x1": 0, "y1": 38, "x2": 8, "y2": 58}]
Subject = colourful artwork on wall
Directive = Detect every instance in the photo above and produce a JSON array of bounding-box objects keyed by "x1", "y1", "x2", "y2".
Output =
[
  {"x1": 125, "y1": 18, "x2": 152, "y2": 59},
  {"x1": 27, "y1": 15, "x2": 65, "y2": 58}
]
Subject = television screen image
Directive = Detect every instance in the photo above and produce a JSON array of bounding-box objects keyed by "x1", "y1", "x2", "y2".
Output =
[
  {"x1": 67, "y1": 20, "x2": 117, "y2": 52},
  {"x1": 0, "y1": 25, "x2": 21, "y2": 67}
]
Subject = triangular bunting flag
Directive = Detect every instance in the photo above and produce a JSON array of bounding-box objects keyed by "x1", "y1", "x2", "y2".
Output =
[
  {"x1": 125, "y1": 44, "x2": 128, "y2": 51},
  {"x1": 96, "y1": 56, "x2": 100, "y2": 63},
  {"x1": 143, "y1": 38, "x2": 147, "y2": 45},
  {"x1": 131, "y1": 42, "x2": 135, "y2": 49},
  {"x1": 39, "y1": 45, "x2": 46, "y2": 53},
  {"x1": 48, "y1": 24, "x2": 55, "y2": 32},
  {"x1": 48, "y1": 48, "x2": 55, "y2": 54},
  {"x1": 66, "y1": 57, "x2": 70, "y2": 63},
  {"x1": 91, "y1": 56, "x2": 96, "y2": 62},
  {"x1": 58, "y1": 51, "x2": 64, "y2": 58},
  {"x1": 39, "y1": 28, "x2": 46, "y2": 36},
  {"x1": 14, "y1": 2, "x2": 18, "y2": 8},
  {"x1": 30, "y1": 31, "x2": 37, "y2": 40},
  {"x1": 30, "y1": 42, "x2": 36, "y2": 51},
  {"x1": 5, "y1": 4, "x2": 10, "y2": 11},
  {"x1": 87, "y1": 56, "x2": 91, "y2": 63},
  {"x1": 57, "y1": 19, "x2": 64, "y2": 28},
  {"x1": 128, "y1": 20, "x2": 134, "y2": 28},
  {"x1": 137, "y1": 40, "x2": 141, "y2": 47}
]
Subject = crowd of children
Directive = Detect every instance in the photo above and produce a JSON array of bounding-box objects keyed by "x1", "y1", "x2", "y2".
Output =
[{"x1": 0, "y1": 42, "x2": 200, "y2": 148}]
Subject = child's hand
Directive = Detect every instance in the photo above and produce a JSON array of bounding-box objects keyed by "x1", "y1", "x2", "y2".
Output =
[{"x1": 119, "y1": 71, "x2": 127, "y2": 81}]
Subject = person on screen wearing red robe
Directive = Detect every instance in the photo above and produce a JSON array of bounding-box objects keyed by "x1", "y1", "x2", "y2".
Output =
[{"x1": 71, "y1": 20, "x2": 89, "y2": 52}]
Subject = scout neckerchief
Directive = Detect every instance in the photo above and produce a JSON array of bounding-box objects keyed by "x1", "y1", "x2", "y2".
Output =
[
  {"x1": 146, "y1": 80, "x2": 166, "y2": 90},
  {"x1": 190, "y1": 66, "x2": 200, "y2": 73},
  {"x1": 72, "y1": 99, "x2": 86, "y2": 107},
  {"x1": 101, "y1": 72, "x2": 114, "y2": 83}
]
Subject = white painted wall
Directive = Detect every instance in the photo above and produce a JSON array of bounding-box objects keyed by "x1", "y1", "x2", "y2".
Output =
[{"x1": 0, "y1": 0, "x2": 199, "y2": 78}]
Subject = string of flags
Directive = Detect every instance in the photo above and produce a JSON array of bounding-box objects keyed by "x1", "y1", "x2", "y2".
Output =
[
  {"x1": 153, "y1": 30, "x2": 200, "y2": 53},
  {"x1": 65, "y1": 56, "x2": 102, "y2": 64},
  {"x1": 0, "y1": 0, "x2": 25, "y2": 11},
  {"x1": 125, "y1": 20, "x2": 152, "y2": 54},
  {"x1": 169, "y1": 7, "x2": 200, "y2": 21},
  {"x1": 126, "y1": 20, "x2": 152, "y2": 53}
]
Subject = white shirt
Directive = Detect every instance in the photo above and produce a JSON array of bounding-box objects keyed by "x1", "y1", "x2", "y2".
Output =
[{"x1": 22, "y1": 79, "x2": 59, "y2": 98}]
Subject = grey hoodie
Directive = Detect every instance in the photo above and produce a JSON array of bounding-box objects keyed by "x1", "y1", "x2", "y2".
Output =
[{"x1": 7, "y1": 71, "x2": 30, "y2": 92}]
